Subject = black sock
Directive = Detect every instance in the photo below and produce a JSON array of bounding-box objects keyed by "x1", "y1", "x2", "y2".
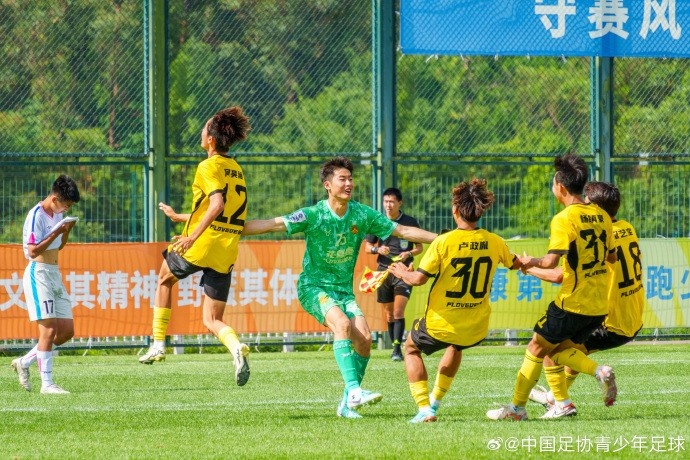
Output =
[
  {"x1": 387, "y1": 321, "x2": 395, "y2": 345},
  {"x1": 393, "y1": 318, "x2": 405, "y2": 348}
]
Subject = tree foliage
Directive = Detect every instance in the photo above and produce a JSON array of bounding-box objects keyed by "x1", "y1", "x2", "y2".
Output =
[{"x1": 1, "y1": 1, "x2": 689, "y2": 243}]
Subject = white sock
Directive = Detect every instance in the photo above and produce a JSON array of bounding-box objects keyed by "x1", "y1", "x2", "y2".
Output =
[
  {"x1": 37, "y1": 350, "x2": 54, "y2": 387},
  {"x1": 21, "y1": 345, "x2": 39, "y2": 368},
  {"x1": 153, "y1": 340, "x2": 165, "y2": 350}
]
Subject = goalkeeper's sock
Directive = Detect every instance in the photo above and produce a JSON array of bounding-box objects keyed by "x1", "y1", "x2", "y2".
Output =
[
  {"x1": 333, "y1": 340, "x2": 359, "y2": 392},
  {"x1": 152, "y1": 306, "x2": 172, "y2": 346},
  {"x1": 352, "y1": 351, "x2": 370, "y2": 385}
]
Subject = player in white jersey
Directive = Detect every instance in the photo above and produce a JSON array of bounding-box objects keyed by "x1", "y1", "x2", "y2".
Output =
[
  {"x1": 243, "y1": 157, "x2": 438, "y2": 419},
  {"x1": 12, "y1": 175, "x2": 81, "y2": 394}
]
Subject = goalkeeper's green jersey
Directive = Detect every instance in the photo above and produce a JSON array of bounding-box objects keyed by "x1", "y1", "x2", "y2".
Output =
[{"x1": 281, "y1": 199, "x2": 396, "y2": 293}]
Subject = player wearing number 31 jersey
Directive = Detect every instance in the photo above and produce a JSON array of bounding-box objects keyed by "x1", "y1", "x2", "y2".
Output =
[
  {"x1": 488, "y1": 154, "x2": 618, "y2": 422},
  {"x1": 139, "y1": 107, "x2": 252, "y2": 388},
  {"x1": 525, "y1": 181, "x2": 645, "y2": 415}
]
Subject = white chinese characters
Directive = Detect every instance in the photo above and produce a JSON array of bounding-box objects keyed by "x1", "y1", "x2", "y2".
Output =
[{"x1": 535, "y1": 0, "x2": 682, "y2": 40}]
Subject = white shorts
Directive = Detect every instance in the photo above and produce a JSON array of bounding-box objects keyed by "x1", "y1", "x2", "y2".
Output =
[{"x1": 23, "y1": 262, "x2": 73, "y2": 321}]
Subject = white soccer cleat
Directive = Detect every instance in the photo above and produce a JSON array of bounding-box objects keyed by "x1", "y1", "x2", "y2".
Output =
[
  {"x1": 11, "y1": 358, "x2": 31, "y2": 392},
  {"x1": 595, "y1": 365, "x2": 617, "y2": 406},
  {"x1": 540, "y1": 402, "x2": 577, "y2": 419},
  {"x1": 486, "y1": 404, "x2": 528, "y2": 421},
  {"x1": 40, "y1": 383, "x2": 70, "y2": 395},
  {"x1": 139, "y1": 347, "x2": 166, "y2": 364},
  {"x1": 233, "y1": 343, "x2": 250, "y2": 387},
  {"x1": 529, "y1": 384, "x2": 555, "y2": 408},
  {"x1": 347, "y1": 388, "x2": 383, "y2": 410}
]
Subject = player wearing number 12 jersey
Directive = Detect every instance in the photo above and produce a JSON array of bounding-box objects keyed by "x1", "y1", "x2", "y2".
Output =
[
  {"x1": 488, "y1": 154, "x2": 618, "y2": 422},
  {"x1": 388, "y1": 179, "x2": 522, "y2": 423},
  {"x1": 139, "y1": 107, "x2": 253, "y2": 387},
  {"x1": 242, "y1": 157, "x2": 438, "y2": 419}
]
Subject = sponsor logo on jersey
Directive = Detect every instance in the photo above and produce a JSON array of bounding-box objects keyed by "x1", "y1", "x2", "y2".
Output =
[{"x1": 287, "y1": 210, "x2": 307, "y2": 223}]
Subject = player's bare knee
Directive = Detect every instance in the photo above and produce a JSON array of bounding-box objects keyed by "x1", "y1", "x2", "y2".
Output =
[{"x1": 332, "y1": 318, "x2": 351, "y2": 337}]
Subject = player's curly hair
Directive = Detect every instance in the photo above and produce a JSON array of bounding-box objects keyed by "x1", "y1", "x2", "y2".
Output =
[
  {"x1": 584, "y1": 181, "x2": 620, "y2": 218},
  {"x1": 320, "y1": 156, "x2": 353, "y2": 183},
  {"x1": 452, "y1": 178, "x2": 494, "y2": 223},
  {"x1": 52, "y1": 175, "x2": 80, "y2": 203},
  {"x1": 554, "y1": 153, "x2": 588, "y2": 195},
  {"x1": 208, "y1": 106, "x2": 251, "y2": 152}
]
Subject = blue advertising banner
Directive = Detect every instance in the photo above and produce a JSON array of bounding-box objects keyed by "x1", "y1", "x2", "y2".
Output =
[{"x1": 400, "y1": 0, "x2": 689, "y2": 58}]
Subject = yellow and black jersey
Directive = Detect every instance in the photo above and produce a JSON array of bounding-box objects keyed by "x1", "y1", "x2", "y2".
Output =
[
  {"x1": 176, "y1": 155, "x2": 247, "y2": 274},
  {"x1": 548, "y1": 203, "x2": 614, "y2": 316},
  {"x1": 417, "y1": 228, "x2": 516, "y2": 346},
  {"x1": 605, "y1": 219, "x2": 644, "y2": 337}
]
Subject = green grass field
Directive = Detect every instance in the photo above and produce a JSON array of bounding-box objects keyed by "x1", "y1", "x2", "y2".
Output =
[{"x1": 1, "y1": 344, "x2": 688, "y2": 459}]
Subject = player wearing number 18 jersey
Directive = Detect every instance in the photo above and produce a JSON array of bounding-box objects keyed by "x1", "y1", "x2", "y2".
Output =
[
  {"x1": 139, "y1": 107, "x2": 253, "y2": 387},
  {"x1": 389, "y1": 179, "x2": 522, "y2": 423},
  {"x1": 488, "y1": 154, "x2": 619, "y2": 422}
]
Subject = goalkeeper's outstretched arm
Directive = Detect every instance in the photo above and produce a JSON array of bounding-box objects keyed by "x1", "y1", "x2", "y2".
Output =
[{"x1": 242, "y1": 217, "x2": 286, "y2": 235}]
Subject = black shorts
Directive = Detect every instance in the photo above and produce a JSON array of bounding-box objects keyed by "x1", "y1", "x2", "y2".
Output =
[
  {"x1": 410, "y1": 317, "x2": 483, "y2": 355},
  {"x1": 583, "y1": 326, "x2": 639, "y2": 353},
  {"x1": 163, "y1": 249, "x2": 232, "y2": 302},
  {"x1": 376, "y1": 273, "x2": 412, "y2": 303},
  {"x1": 534, "y1": 301, "x2": 605, "y2": 345}
]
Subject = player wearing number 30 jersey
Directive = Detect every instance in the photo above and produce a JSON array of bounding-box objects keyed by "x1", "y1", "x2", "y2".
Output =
[
  {"x1": 415, "y1": 227, "x2": 517, "y2": 347},
  {"x1": 388, "y1": 179, "x2": 522, "y2": 423}
]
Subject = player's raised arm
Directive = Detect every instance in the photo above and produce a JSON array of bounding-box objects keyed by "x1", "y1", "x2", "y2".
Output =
[
  {"x1": 392, "y1": 224, "x2": 437, "y2": 244},
  {"x1": 524, "y1": 266, "x2": 564, "y2": 284},
  {"x1": 159, "y1": 202, "x2": 190, "y2": 223},
  {"x1": 242, "y1": 217, "x2": 287, "y2": 235}
]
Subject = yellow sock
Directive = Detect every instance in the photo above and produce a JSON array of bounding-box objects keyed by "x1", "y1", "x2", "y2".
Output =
[
  {"x1": 544, "y1": 365, "x2": 569, "y2": 402},
  {"x1": 512, "y1": 350, "x2": 543, "y2": 407},
  {"x1": 565, "y1": 369, "x2": 578, "y2": 389},
  {"x1": 430, "y1": 372, "x2": 454, "y2": 403},
  {"x1": 152, "y1": 307, "x2": 172, "y2": 342},
  {"x1": 218, "y1": 326, "x2": 241, "y2": 352},
  {"x1": 409, "y1": 381, "x2": 430, "y2": 409},
  {"x1": 551, "y1": 348, "x2": 597, "y2": 376}
]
